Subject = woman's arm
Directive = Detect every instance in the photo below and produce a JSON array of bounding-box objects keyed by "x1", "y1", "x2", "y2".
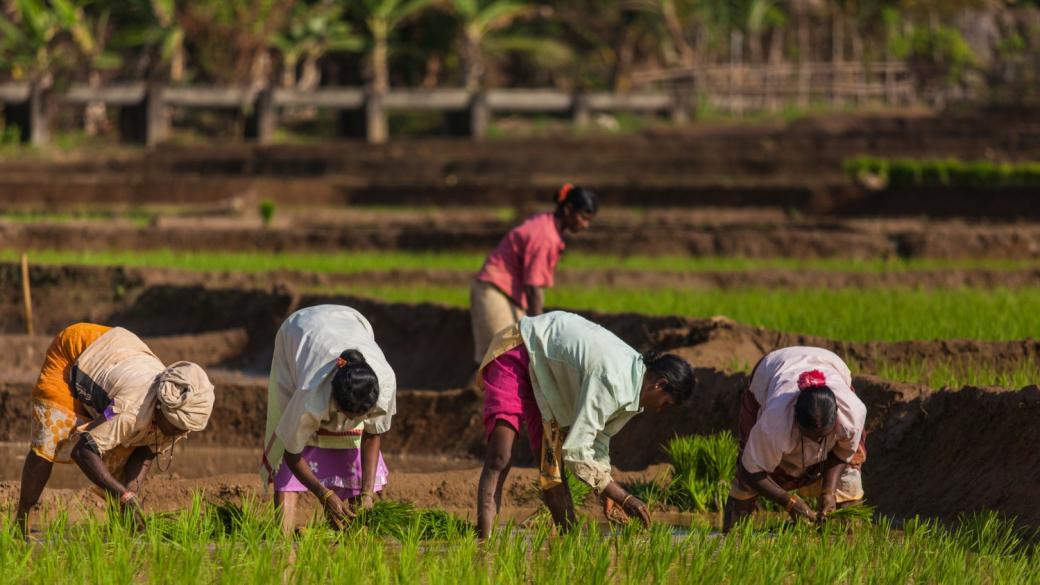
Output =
[
  {"x1": 71, "y1": 435, "x2": 130, "y2": 498},
  {"x1": 284, "y1": 450, "x2": 352, "y2": 529},
  {"x1": 817, "y1": 452, "x2": 847, "y2": 516},
  {"x1": 121, "y1": 446, "x2": 155, "y2": 495},
  {"x1": 359, "y1": 431, "x2": 381, "y2": 509},
  {"x1": 525, "y1": 286, "x2": 545, "y2": 316},
  {"x1": 737, "y1": 463, "x2": 817, "y2": 522}
]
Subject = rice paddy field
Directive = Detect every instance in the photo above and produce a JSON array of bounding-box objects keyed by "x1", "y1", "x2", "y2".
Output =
[{"x1": 2, "y1": 116, "x2": 1040, "y2": 582}]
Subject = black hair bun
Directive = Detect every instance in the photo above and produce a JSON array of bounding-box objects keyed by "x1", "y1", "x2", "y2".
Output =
[{"x1": 340, "y1": 349, "x2": 367, "y2": 365}]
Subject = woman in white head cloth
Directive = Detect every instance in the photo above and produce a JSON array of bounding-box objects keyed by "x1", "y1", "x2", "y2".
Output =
[
  {"x1": 16, "y1": 324, "x2": 215, "y2": 534},
  {"x1": 262, "y1": 305, "x2": 396, "y2": 532}
]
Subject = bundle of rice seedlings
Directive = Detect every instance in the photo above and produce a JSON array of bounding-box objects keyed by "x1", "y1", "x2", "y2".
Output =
[
  {"x1": 664, "y1": 432, "x2": 738, "y2": 512},
  {"x1": 822, "y1": 503, "x2": 875, "y2": 524},
  {"x1": 351, "y1": 500, "x2": 474, "y2": 540}
]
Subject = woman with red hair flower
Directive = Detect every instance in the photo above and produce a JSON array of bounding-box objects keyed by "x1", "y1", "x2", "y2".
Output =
[
  {"x1": 469, "y1": 184, "x2": 598, "y2": 368},
  {"x1": 723, "y1": 346, "x2": 868, "y2": 531}
]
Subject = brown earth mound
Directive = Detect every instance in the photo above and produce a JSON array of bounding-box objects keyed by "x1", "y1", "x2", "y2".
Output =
[
  {"x1": 8, "y1": 214, "x2": 1040, "y2": 257},
  {"x1": 1, "y1": 109, "x2": 1038, "y2": 217},
  {"x1": 1, "y1": 265, "x2": 1038, "y2": 524}
]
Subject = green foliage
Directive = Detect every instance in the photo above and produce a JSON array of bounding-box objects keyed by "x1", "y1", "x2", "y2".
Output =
[
  {"x1": 663, "y1": 432, "x2": 738, "y2": 512},
  {"x1": 846, "y1": 156, "x2": 1040, "y2": 189},
  {"x1": 258, "y1": 198, "x2": 276, "y2": 226},
  {"x1": 351, "y1": 499, "x2": 475, "y2": 540},
  {"x1": 567, "y1": 471, "x2": 594, "y2": 505},
  {"x1": 889, "y1": 24, "x2": 978, "y2": 82}
]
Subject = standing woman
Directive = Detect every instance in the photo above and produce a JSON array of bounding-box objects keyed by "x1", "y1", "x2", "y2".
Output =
[
  {"x1": 476, "y1": 311, "x2": 696, "y2": 538},
  {"x1": 723, "y1": 346, "x2": 868, "y2": 531},
  {"x1": 470, "y1": 184, "x2": 598, "y2": 365},
  {"x1": 17, "y1": 323, "x2": 214, "y2": 534},
  {"x1": 262, "y1": 305, "x2": 396, "y2": 532}
]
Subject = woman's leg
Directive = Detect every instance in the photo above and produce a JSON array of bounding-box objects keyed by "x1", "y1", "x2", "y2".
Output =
[
  {"x1": 273, "y1": 491, "x2": 299, "y2": 534},
  {"x1": 16, "y1": 450, "x2": 54, "y2": 536},
  {"x1": 477, "y1": 420, "x2": 517, "y2": 538},
  {"x1": 542, "y1": 469, "x2": 576, "y2": 531}
]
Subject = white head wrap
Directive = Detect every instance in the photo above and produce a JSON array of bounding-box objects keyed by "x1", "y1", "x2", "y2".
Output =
[{"x1": 156, "y1": 361, "x2": 215, "y2": 431}]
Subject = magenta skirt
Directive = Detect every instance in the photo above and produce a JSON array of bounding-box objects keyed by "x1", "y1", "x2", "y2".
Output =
[
  {"x1": 482, "y1": 343, "x2": 543, "y2": 454},
  {"x1": 273, "y1": 446, "x2": 389, "y2": 499}
]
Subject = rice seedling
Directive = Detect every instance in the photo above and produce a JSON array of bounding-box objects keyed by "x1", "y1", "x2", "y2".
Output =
[
  {"x1": 312, "y1": 284, "x2": 1040, "y2": 342},
  {"x1": 7, "y1": 248, "x2": 1040, "y2": 277},
  {"x1": 349, "y1": 499, "x2": 474, "y2": 540},
  {"x1": 823, "y1": 503, "x2": 876, "y2": 524},
  {"x1": 664, "y1": 432, "x2": 738, "y2": 513},
  {"x1": 9, "y1": 500, "x2": 1040, "y2": 584}
]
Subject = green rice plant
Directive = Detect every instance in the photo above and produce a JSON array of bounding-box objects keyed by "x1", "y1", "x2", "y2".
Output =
[
  {"x1": 567, "y1": 471, "x2": 594, "y2": 505},
  {"x1": 845, "y1": 156, "x2": 1040, "y2": 189},
  {"x1": 259, "y1": 199, "x2": 276, "y2": 226},
  {"x1": 350, "y1": 499, "x2": 474, "y2": 540},
  {"x1": 622, "y1": 479, "x2": 667, "y2": 509},
  {"x1": 863, "y1": 356, "x2": 1040, "y2": 390},
  {"x1": 664, "y1": 432, "x2": 738, "y2": 512},
  {"x1": 954, "y1": 510, "x2": 1027, "y2": 557}
]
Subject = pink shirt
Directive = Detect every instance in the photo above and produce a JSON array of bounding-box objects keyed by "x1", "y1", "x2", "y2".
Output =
[
  {"x1": 741, "y1": 347, "x2": 866, "y2": 476},
  {"x1": 476, "y1": 212, "x2": 565, "y2": 309}
]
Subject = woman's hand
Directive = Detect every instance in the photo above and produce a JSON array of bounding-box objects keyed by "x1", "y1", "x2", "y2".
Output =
[
  {"x1": 620, "y1": 494, "x2": 651, "y2": 528},
  {"x1": 120, "y1": 492, "x2": 146, "y2": 531},
  {"x1": 817, "y1": 492, "x2": 837, "y2": 518},
  {"x1": 357, "y1": 492, "x2": 376, "y2": 511},
  {"x1": 321, "y1": 491, "x2": 353, "y2": 530},
  {"x1": 788, "y1": 497, "x2": 818, "y2": 523},
  {"x1": 601, "y1": 494, "x2": 629, "y2": 525}
]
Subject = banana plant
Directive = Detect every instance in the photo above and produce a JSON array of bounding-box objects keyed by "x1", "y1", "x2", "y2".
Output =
[
  {"x1": 272, "y1": 1, "x2": 364, "y2": 89},
  {"x1": 0, "y1": 0, "x2": 103, "y2": 84},
  {"x1": 446, "y1": 0, "x2": 559, "y2": 90},
  {"x1": 354, "y1": 0, "x2": 438, "y2": 93}
]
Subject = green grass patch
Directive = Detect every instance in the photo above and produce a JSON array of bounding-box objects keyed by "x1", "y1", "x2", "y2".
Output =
[
  {"x1": 856, "y1": 356, "x2": 1039, "y2": 389},
  {"x1": 0, "y1": 210, "x2": 153, "y2": 227},
  {"x1": 6, "y1": 248, "x2": 1040, "y2": 276},
  {"x1": 845, "y1": 156, "x2": 1040, "y2": 189},
  {"x1": 8, "y1": 494, "x2": 1038, "y2": 583},
  {"x1": 664, "y1": 433, "x2": 738, "y2": 513},
  {"x1": 318, "y1": 284, "x2": 1040, "y2": 342}
]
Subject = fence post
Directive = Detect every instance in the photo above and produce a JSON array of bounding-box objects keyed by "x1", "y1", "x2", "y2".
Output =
[
  {"x1": 572, "y1": 92, "x2": 590, "y2": 127},
  {"x1": 6, "y1": 82, "x2": 50, "y2": 145},
  {"x1": 469, "y1": 90, "x2": 489, "y2": 140},
  {"x1": 145, "y1": 83, "x2": 167, "y2": 147},
  {"x1": 245, "y1": 88, "x2": 276, "y2": 144},
  {"x1": 366, "y1": 89, "x2": 388, "y2": 144}
]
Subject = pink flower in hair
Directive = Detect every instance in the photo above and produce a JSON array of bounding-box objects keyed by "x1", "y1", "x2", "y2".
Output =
[{"x1": 797, "y1": 369, "x2": 827, "y2": 390}]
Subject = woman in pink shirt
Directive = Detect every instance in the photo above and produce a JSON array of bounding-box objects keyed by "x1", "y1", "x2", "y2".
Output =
[
  {"x1": 723, "y1": 346, "x2": 868, "y2": 531},
  {"x1": 469, "y1": 184, "x2": 598, "y2": 364}
]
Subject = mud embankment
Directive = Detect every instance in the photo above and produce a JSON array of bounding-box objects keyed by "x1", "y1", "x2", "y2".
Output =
[
  {"x1": 1, "y1": 110, "x2": 1039, "y2": 217},
  {"x1": 1, "y1": 265, "x2": 1039, "y2": 524},
  {"x1": 7, "y1": 213, "x2": 1040, "y2": 257}
]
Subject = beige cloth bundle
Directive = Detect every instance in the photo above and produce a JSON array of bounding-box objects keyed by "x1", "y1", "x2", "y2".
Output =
[{"x1": 156, "y1": 361, "x2": 215, "y2": 431}]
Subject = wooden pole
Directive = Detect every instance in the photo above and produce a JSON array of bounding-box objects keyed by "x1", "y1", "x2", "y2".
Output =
[{"x1": 21, "y1": 253, "x2": 33, "y2": 336}]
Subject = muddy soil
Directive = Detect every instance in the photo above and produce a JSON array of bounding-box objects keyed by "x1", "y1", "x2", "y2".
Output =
[
  {"x1": 1, "y1": 109, "x2": 1038, "y2": 217},
  {"x1": 1, "y1": 265, "x2": 1038, "y2": 525},
  {"x1": 7, "y1": 212, "x2": 1040, "y2": 257}
]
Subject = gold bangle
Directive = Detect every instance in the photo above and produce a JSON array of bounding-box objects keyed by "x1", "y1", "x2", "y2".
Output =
[
  {"x1": 318, "y1": 489, "x2": 334, "y2": 503},
  {"x1": 620, "y1": 494, "x2": 632, "y2": 508},
  {"x1": 784, "y1": 496, "x2": 798, "y2": 513},
  {"x1": 360, "y1": 491, "x2": 375, "y2": 498}
]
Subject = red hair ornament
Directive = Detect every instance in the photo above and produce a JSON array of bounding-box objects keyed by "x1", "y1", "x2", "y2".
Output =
[
  {"x1": 797, "y1": 369, "x2": 827, "y2": 391},
  {"x1": 557, "y1": 183, "x2": 574, "y2": 204}
]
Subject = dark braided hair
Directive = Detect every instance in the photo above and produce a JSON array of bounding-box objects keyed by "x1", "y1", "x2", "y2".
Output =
[
  {"x1": 553, "y1": 184, "x2": 598, "y2": 214},
  {"x1": 642, "y1": 351, "x2": 695, "y2": 403},
  {"x1": 794, "y1": 386, "x2": 837, "y2": 431},
  {"x1": 331, "y1": 349, "x2": 379, "y2": 415}
]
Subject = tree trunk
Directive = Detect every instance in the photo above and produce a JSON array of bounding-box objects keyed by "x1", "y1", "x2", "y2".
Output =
[
  {"x1": 299, "y1": 52, "x2": 320, "y2": 90},
  {"x1": 371, "y1": 22, "x2": 390, "y2": 94},
  {"x1": 84, "y1": 70, "x2": 107, "y2": 136},
  {"x1": 282, "y1": 54, "x2": 298, "y2": 89},
  {"x1": 462, "y1": 30, "x2": 483, "y2": 91},
  {"x1": 769, "y1": 26, "x2": 784, "y2": 64},
  {"x1": 611, "y1": 26, "x2": 635, "y2": 92},
  {"x1": 660, "y1": 0, "x2": 696, "y2": 66},
  {"x1": 832, "y1": 6, "x2": 843, "y2": 63}
]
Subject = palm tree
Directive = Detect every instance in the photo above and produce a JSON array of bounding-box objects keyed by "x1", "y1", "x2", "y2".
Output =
[
  {"x1": 355, "y1": 0, "x2": 437, "y2": 93},
  {"x1": 446, "y1": 0, "x2": 553, "y2": 90},
  {"x1": 272, "y1": 1, "x2": 364, "y2": 89}
]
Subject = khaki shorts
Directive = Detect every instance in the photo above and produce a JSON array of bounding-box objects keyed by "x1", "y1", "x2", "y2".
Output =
[
  {"x1": 729, "y1": 466, "x2": 864, "y2": 503},
  {"x1": 470, "y1": 280, "x2": 524, "y2": 363}
]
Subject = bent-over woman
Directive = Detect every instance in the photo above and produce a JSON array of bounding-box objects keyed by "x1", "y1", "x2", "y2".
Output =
[
  {"x1": 723, "y1": 346, "x2": 867, "y2": 531},
  {"x1": 470, "y1": 185, "x2": 598, "y2": 365},
  {"x1": 17, "y1": 323, "x2": 215, "y2": 534},
  {"x1": 476, "y1": 311, "x2": 695, "y2": 538},
  {"x1": 262, "y1": 305, "x2": 396, "y2": 532}
]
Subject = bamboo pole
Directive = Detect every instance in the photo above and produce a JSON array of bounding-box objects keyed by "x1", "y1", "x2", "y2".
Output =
[{"x1": 21, "y1": 253, "x2": 33, "y2": 336}]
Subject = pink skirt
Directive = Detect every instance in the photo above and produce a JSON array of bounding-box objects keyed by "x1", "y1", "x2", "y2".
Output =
[
  {"x1": 273, "y1": 446, "x2": 389, "y2": 499},
  {"x1": 482, "y1": 343, "x2": 543, "y2": 454}
]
